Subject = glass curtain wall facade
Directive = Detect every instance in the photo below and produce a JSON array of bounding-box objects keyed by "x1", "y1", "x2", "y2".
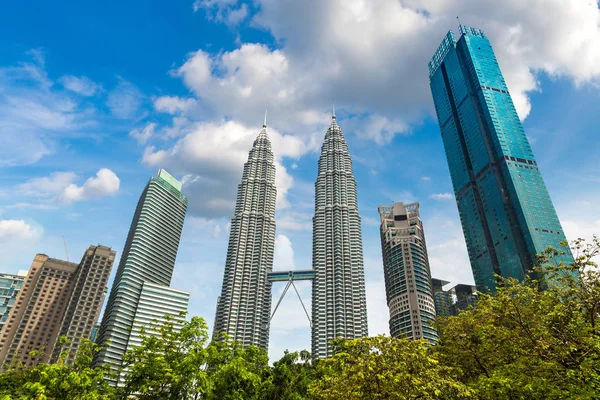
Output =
[
  {"x1": 93, "y1": 170, "x2": 187, "y2": 380},
  {"x1": 213, "y1": 123, "x2": 276, "y2": 351},
  {"x1": 312, "y1": 115, "x2": 368, "y2": 358},
  {"x1": 0, "y1": 271, "x2": 27, "y2": 333},
  {"x1": 378, "y1": 202, "x2": 437, "y2": 342},
  {"x1": 429, "y1": 25, "x2": 572, "y2": 292}
]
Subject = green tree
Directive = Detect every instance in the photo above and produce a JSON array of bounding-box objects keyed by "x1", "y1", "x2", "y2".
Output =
[
  {"x1": 263, "y1": 350, "x2": 313, "y2": 400},
  {"x1": 205, "y1": 334, "x2": 270, "y2": 400},
  {"x1": 0, "y1": 338, "x2": 114, "y2": 400},
  {"x1": 308, "y1": 335, "x2": 472, "y2": 399},
  {"x1": 119, "y1": 314, "x2": 211, "y2": 400},
  {"x1": 435, "y1": 237, "x2": 600, "y2": 399}
]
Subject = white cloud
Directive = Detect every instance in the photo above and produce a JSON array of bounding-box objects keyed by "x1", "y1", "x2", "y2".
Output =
[
  {"x1": 59, "y1": 75, "x2": 100, "y2": 96},
  {"x1": 59, "y1": 168, "x2": 120, "y2": 204},
  {"x1": 421, "y1": 176, "x2": 431, "y2": 181},
  {"x1": 107, "y1": 78, "x2": 144, "y2": 119},
  {"x1": 18, "y1": 172, "x2": 78, "y2": 197},
  {"x1": 178, "y1": 0, "x2": 600, "y2": 138},
  {"x1": 187, "y1": 216, "x2": 230, "y2": 239},
  {"x1": 0, "y1": 220, "x2": 40, "y2": 241},
  {"x1": 429, "y1": 192, "x2": 454, "y2": 200},
  {"x1": 6, "y1": 203, "x2": 58, "y2": 211},
  {"x1": 277, "y1": 211, "x2": 313, "y2": 232},
  {"x1": 274, "y1": 234, "x2": 295, "y2": 270},
  {"x1": 194, "y1": 0, "x2": 247, "y2": 26},
  {"x1": 142, "y1": 119, "x2": 306, "y2": 217},
  {"x1": 154, "y1": 96, "x2": 196, "y2": 114},
  {"x1": 0, "y1": 51, "x2": 98, "y2": 166},
  {"x1": 362, "y1": 216, "x2": 380, "y2": 226},
  {"x1": 18, "y1": 169, "x2": 120, "y2": 204},
  {"x1": 129, "y1": 122, "x2": 157, "y2": 144}
]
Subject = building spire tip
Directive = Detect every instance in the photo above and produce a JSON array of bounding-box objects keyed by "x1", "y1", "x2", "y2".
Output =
[
  {"x1": 263, "y1": 108, "x2": 268, "y2": 128},
  {"x1": 332, "y1": 100, "x2": 336, "y2": 120}
]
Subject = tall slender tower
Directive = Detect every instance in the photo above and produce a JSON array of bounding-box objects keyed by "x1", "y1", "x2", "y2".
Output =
[
  {"x1": 428, "y1": 25, "x2": 572, "y2": 292},
  {"x1": 94, "y1": 170, "x2": 187, "y2": 379},
  {"x1": 213, "y1": 118, "x2": 277, "y2": 351},
  {"x1": 312, "y1": 113, "x2": 368, "y2": 359},
  {"x1": 378, "y1": 202, "x2": 437, "y2": 342}
]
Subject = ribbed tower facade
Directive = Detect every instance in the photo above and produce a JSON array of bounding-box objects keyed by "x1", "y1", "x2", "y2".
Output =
[
  {"x1": 214, "y1": 122, "x2": 276, "y2": 351},
  {"x1": 93, "y1": 169, "x2": 187, "y2": 380},
  {"x1": 312, "y1": 115, "x2": 368, "y2": 358}
]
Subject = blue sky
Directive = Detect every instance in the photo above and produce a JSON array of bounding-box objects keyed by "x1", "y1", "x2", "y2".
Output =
[{"x1": 1, "y1": 0, "x2": 599, "y2": 360}]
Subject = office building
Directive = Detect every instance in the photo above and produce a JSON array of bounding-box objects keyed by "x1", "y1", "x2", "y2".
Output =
[
  {"x1": 52, "y1": 245, "x2": 115, "y2": 364},
  {"x1": 431, "y1": 278, "x2": 453, "y2": 317},
  {"x1": 0, "y1": 271, "x2": 27, "y2": 333},
  {"x1": 94, "y1": 169, "x2": 188, "y2": 381},
  {"x1": 0, "y1": 246, "x2": 114, "y2": 368},
  {"x1": 378, "y1": 202, "x2": 437, "y2": 342},
  {"x1": 312, "y1": 113, "x2": 368, "y2": 358},
  {"x1": 432, "y1": 280, "x2": 478, "y2": 317},
  {"x1": 451, "y1": 283, "x2": 478, "y2": 315},
  {"x1": 0, "y1": 255, "x2": 76, "y2": 367},
  {"x1": 214, "y1": 119, "x2": 276, "y2": 350},
  {"x1": 429, "y1": 25, "x2": 572, "y2": 292}
]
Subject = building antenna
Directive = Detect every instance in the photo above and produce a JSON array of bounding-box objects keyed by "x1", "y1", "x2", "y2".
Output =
[
  {"x1": 263, "y1": 108, "x2": 268, "y2": 128},
  {"x1": 62, "y1": 235, "x2": 70, "y2": 262},
  {"x1": 457, "y1": 15, "x2": 461, "y2": 26},
  {"x1": 332, "y1": 99, "x2": 336, "y2": 119}
]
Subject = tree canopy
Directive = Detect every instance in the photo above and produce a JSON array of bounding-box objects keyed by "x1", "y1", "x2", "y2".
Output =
[{"x1": 0, "y1": 237, "x2": 597, "y2": 399}]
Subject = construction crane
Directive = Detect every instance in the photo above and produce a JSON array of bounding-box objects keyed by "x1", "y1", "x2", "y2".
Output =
[{"x1": 62, "y1": 235, "x2": 70, "y2": 262}]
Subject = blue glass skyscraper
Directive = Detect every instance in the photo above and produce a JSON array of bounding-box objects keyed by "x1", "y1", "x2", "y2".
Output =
[{"x1": 428, "y1": 25, "x2": 572, "y2": 292}]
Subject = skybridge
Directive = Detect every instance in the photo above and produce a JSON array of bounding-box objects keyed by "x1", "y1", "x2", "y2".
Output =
[{"x1": 267, "y1": 269, "x2": 314, "y2": 328}]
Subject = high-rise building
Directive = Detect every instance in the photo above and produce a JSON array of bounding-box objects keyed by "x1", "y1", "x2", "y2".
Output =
[
  {"x1": 0, "y1": 246, "x2": 115, "y2": 368},
  {"x1": 431, "y1": 278, "x2": 453, "y2": 317},
  {"x1": 214, "y1": 120, "x2": 276, "y2": 351},
  {"x1": 312, "y1": 114, "x2": 368, "y2": 358},
  {"x1": 94, "y1": 169, "x2": 188, "y2": 380},
  {"x1": 450, "y1": 283, "x2": 478, "y2": 315},
  {"x1": 429, "y1": 25, "x2": 572, "y2": 292},
  {"x1": 0, "y1": 255, "x2": 77, "y2": 368},
  {"x1": 125, "y1": 282, "x2": 189, "y2": 352},
  {"x1": 52, "y1": 245, "x2": 115, "y2": 364},
  {"x1": 0, "y1": 271, "x2": 27, "y2": 333},
  {"x1": 431, "y1": 280, "x2": 478, "y2": 317},
  {"x1": 378, "y1": 202, "x2": 437, "y2": 342}
]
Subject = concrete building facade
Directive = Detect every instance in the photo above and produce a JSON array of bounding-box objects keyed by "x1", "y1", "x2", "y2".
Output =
[
  {"x1": 378, "y1": 202, "x2": 437, "y2": 342},
  {"x1": 53, "y1": 245, "x2": 115, "y2": 364},
  {"x1": 0, "y1": 246, "x2": 115, "y2": 368},
  {"x1": 0, "y1": 255, "x2": 77, "y2": 368}
]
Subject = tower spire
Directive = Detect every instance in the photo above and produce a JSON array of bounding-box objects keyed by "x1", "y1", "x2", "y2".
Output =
[
  {"x1": 332, "y1": 100, "x2": 336, "y2": 120},
  {"x1": 263, "y1": 108, "x2": 268, "y2": 128}
]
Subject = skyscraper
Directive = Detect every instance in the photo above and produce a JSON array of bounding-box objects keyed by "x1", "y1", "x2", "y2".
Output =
[
  {"x1": 0, "y1": 270, "x2": 27, "y2": 333},
  {"x1": 378, "y1": 202, "x2": 437, "y2": 342},
  {"x1": 431, "y1": 278, "x2": 453, "y2": 317},
  {"x1": 429, "y1": 25, "x2": 572, "y2": 292},
  {"x1": 0, "y1": 246, "x2": 115, "y2": 368},
  {"x1": 0, "y1": 255, "x2": 77, "y2": 368},
  {"x1": 94, "y1": 169, "x2": 188, "y2": 378},
  {"x1": 312, "y1": 114, "x2": 368, "y2": 358},
  {"x1": 214, "y1": 120, "x2": 276, "y2": 351},
  {"x1": 53, "y1": 245, "x2": 115, "y2": 364}
]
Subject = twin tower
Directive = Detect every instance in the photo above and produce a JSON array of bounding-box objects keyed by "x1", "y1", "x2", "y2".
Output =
[{"x1": 213, "y1": 113, "x2": 368, "y2": 358}]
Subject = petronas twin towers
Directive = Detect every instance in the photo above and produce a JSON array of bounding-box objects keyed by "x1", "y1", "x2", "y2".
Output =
[{"x1": 214, "y1": 112, "x2": 368, "y2": 357}]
